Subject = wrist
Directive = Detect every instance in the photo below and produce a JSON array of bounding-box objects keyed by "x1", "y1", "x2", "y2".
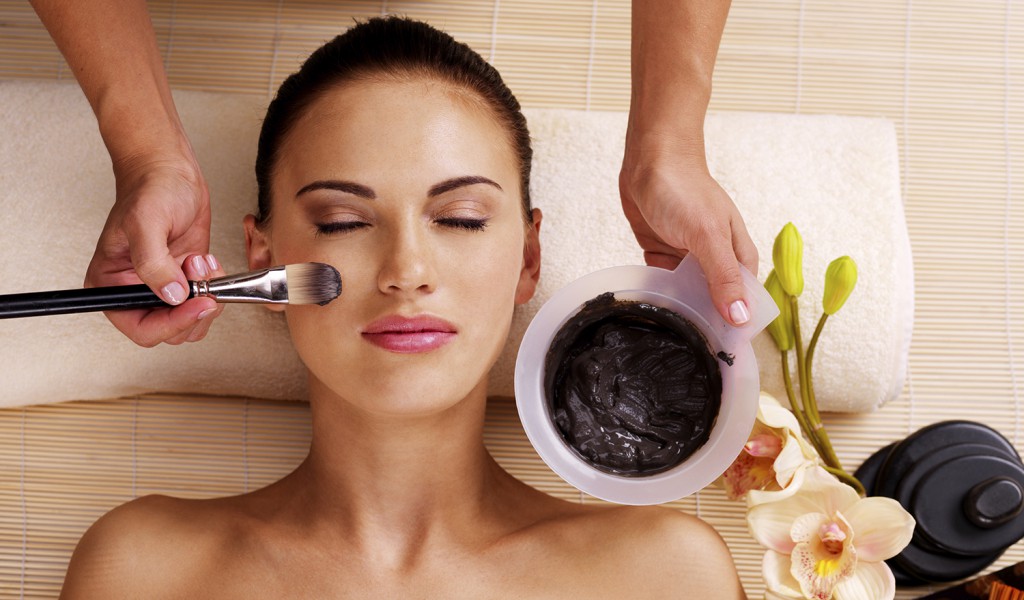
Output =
[
  {"x1": 91, "y1": 63, "x2": 188, "y2": 166},
  {"x1": 622, "y1": 127, "x2": 710, "y2": 178},
  {"x1": 110, "y1": 137, "x2": 204, "y2": 193},
  {"x1": 99, "y1": 107, "x2": 192, "y2": 167},
  {"x1": 625, "y1": 91, "x2": 710, "y2": 170}
]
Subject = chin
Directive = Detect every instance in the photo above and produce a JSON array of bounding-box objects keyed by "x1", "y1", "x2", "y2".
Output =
[
  {"x1": 315, "y1": 359, "x2": 491, "y2": 418},
  {"x1": 356, "y1": 377, "x2": 488, "y2": 418}
]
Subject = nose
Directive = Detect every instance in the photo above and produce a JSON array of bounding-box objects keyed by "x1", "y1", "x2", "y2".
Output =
[{"x1": 377, "y1": 223, "x2": 437, "y2": 295}]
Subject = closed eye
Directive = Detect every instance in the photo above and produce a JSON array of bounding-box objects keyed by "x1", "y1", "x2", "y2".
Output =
[
  {"x1": 315, "y1": 221, "x2": 370, "y2": 237},
  {"x1": 435, "y1": 217, "x2": 488, "y2": 231}
]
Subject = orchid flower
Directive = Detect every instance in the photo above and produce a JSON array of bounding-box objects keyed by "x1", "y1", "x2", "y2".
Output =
[
  {"x1": 720, "y1": 393, "x2": 819, "y2": 500},
  {"x1": 747, "y1": 466, "x2": 915, "y2": 600}
]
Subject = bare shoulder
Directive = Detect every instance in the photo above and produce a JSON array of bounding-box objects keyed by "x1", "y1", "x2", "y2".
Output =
[
  {"x1": 550, "y1": 504, "x2": 747, "y2": 599},
  {"x1": 60, "y1": 494, "x2": 228, "y2": 599}
]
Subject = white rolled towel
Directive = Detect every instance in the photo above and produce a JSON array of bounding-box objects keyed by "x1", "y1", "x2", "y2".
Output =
[{"x1": 0, "y1": 80, "x2": 912, "y2": 412}]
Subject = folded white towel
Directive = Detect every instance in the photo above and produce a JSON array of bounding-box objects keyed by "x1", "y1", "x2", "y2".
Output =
[{"x1": 0, "y1": 80, "x2": 912, "y2": 412}]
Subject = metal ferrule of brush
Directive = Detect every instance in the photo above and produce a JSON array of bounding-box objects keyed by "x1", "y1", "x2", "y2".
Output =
[{"x1": 191, "y1": 266, "x2": 289, "y2": 304}]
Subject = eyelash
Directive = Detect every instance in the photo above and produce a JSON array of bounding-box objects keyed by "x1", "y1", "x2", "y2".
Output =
[
  {"x1": 435, "y1": 217, "x2": 488, "y2": 231},
  {"x1": 315, "y1": 221, "x2": 369, "y2": 237},
  {"x1": 314, "y1": 217, "x2": 489, "y2": 236}
]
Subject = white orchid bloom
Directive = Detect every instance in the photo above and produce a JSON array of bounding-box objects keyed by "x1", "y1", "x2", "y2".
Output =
[
  {"x1": 721, "y1": 392, "x2": 819, "y2": 500},
  {"x1": 747, "y1": 466, "x2": 915, "y2": 600}
]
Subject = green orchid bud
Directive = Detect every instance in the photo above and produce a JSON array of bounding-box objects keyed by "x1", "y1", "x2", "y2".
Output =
[
  {"x1": 764, "y1": 270, "x2": 794, "y2": 351},
  {"x1": 772, "y1": 222, "x2": 804, "y2": 296},
  {"x1": 823, "y1": 256, "x2": 858, "y2": 315}
]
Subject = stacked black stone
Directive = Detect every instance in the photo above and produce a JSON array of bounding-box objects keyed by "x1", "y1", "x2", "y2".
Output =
[{"x1": 855, "y1": 421, "x2": 1024, "y2": 586}]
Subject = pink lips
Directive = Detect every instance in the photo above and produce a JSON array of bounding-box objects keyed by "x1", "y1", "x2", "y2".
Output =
[{"x1": 362, "y1": 315, "x2": 457, "y2": 353}]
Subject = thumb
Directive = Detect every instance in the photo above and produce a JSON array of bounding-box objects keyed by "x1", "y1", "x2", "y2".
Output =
[
  {"x1": 127, "y1": 219, "x2": 189, "y2": 305},
  {"x1": 694, "y1": 241, "x2": 751, "y2": 327}
]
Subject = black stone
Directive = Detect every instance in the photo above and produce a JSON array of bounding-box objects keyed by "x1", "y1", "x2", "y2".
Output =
[{"x1": 855, "y1": 421, "x2": 1024, "y2": 585}]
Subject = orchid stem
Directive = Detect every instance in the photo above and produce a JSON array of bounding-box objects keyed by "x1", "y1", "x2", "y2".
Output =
[
  {"x1": 783, "y1": 351, "x2": 831, "y2": 467},
  {"x1": 806, "y1": 313, "x2": 828, "y2": 370},
  {"x1": 805, "y1": 311, "x2": 843, "y2": 470},
  {"x1": 789, "y1": 296, "x2": 812, "y2": 419},
  {"x1": 789, "y1": 296, "x2": 842, "y2": 470},
  {"x1": 805, "y1": 313, "x2": 828, "y2": 425},
  {"x1": 823, "y1": 465, "x2": 866, "y2": 497},
  {"x1": 781, "y1": 352, "x2": 812, "y2": 439}
]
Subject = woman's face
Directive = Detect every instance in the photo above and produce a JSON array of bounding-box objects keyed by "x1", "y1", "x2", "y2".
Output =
[{"x1": 245, "y1": 77, "x2": 541, "y2": 417}]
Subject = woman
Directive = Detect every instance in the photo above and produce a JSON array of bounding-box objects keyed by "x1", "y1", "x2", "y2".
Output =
[{"x1": 60, "y1": 18, "x2": 745, "y2": 598}]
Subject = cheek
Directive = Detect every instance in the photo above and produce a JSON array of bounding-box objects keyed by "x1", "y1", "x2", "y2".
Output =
[{"x1": 449, "y1": 230, "x2": 525, "y2": 332}]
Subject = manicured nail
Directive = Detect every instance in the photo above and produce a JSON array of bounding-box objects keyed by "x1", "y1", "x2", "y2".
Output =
[
  {"x1": 205, "y1": 254, "x2": 220, "y2": 272},
  {"x1": 729, "y1": 300, "x2": 750, "y2": 325},
  {"x1": 162, "y1": 282, "x2": 186, "y2": 305},
  {"x1": 192, "y1": 255, "x2": 209, "y2": 278},
  {"x1": 198, "y1": 308, "x2": 217, "y2": 320}
]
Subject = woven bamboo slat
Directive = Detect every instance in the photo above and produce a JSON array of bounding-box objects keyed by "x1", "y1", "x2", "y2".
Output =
[{"x1": 1, "y1": 0, "x2": 1023, "y2": 597}]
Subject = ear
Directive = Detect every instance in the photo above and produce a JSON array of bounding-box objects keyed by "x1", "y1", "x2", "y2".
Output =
[
  {"x1": 243, "y1": 214, "x2": 285, "y2": 312},
  {"x1": 514, "y1": 208, "x2": 542, "y2": 305}
]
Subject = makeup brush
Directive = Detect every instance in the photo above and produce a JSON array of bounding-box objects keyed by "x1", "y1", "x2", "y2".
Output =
[{"x1": 0, "y1": 263, "x2": 341, "y2": 319}]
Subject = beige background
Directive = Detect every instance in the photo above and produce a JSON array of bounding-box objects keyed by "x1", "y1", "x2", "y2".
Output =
[{"x1": 1, "y1": 0, "x2": 1022, "y2": 598}]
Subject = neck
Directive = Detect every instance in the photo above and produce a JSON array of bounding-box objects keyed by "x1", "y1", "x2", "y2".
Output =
[{"x1": 281, "y1": 375, "x2": 513, "y2": 557}]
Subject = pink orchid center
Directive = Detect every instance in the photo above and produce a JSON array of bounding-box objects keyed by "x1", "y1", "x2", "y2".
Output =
[
  {"x1": 722, "y1": 451, "x2": 777, "y2": 499},
  {"x1": 790, "y1": 511, "x2": 856, "y2": 598},
  {"x1": 745, "y1": 432, "x2": 783, "y2": 458},
  {"x1": 818, "y1": 521, "x2": 847, "y2": 555}
]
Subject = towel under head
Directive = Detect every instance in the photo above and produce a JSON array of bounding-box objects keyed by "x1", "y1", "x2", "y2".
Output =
[{"x1": 0, "y1": 80, "x2": 912, "y2": 412}]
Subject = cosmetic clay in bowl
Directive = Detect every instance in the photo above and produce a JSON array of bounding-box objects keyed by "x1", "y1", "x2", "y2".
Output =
[{"x1": 515, "y1": 254, "x2": 778, "y2": 505}]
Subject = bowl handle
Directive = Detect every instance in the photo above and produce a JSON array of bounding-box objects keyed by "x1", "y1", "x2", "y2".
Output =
[{"x1": 671, "y1": 254, "x2": 779, "y2": 346}]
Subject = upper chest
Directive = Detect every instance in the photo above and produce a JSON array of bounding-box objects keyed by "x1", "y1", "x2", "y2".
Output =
[{"x1": 178, "y1": 527, "x2": 649, "y2": 600}]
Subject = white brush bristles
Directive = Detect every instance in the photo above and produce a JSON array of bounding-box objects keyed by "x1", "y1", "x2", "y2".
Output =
[{"x1": 284, "y1": 263, "x2": 342, "y2": 306}]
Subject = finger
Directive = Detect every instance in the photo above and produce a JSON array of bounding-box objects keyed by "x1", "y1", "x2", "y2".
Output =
[
  {"x1": 124, "y1": 206, "x2": 191, "y2": 305},
  {"x1": 188, "y1": 254, "x2": 228, "y2": 342},
  {"x1": 160, "y1": 297, "x2": 218, "y2": 345},
  {"x1": 731, "y1": 215, "x2": 760, "y2": 277},
  {"x1": 691, "y1": 226, "x2": 751, "y2": 327},
  {"x1": 107, "y1": 254, "x2": 219, "y2": 347},
  {"x1": 104, "y1": 297, "x2": 214, "y2": 347},
  {"x1": 643, "y1": 250, "x2": 687, "y2": 271},
  {"x1": 180, "y1": 254, "x2": 223, "y2": 342}
]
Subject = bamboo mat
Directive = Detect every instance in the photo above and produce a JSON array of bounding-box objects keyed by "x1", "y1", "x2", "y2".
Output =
[{"x1": 1, "y1": 0, "x2": 1022, "y2": 598}]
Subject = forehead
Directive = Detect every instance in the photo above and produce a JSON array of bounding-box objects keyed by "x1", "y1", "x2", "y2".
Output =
[{"x1": 274, "y1": 77, "x2": 518, "y2": 194}]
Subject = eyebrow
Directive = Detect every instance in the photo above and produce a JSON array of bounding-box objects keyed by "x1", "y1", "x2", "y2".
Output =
[
  {"x1": 296, "y1": 180, "x2": 376, "y2": 199},
  {"x1": 294, "y1": 175, "x2": 502, "y2": 200},
  {"x1": 428, "y1": 175, "x2": 503, "y2": 197}
]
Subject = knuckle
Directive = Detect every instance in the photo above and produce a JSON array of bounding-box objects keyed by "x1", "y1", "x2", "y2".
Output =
[
  {"x1": 121, "y1": 204, "x2": 153, "y2": 234},
  {"x1": 135, "y1": 334, "x2": 161, "y2": 349},
  {"x1": 692, "y1": 216, "x2": 728, "y2": 242},
  {"x1": 133, "y1": 260, "x2": 165, "y2": 283},
  {"x1": 164, "y1": 335, "x2": 186, "y2": 347},
  {"x1": 715, "y1": 267, "x2": 744, "y2": 290},
  {"x1": 187, "y1": 327, "x2": 208, "y2": 343}
]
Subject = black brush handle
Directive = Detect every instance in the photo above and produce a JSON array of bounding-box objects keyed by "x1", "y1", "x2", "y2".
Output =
[{"x1": 0, "y1": 284, "x2": 196, "y2": 319}]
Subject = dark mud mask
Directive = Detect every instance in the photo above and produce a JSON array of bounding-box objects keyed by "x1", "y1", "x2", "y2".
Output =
[{"x1": 543, "y1": 292, "x2": 722, "y2": 476}]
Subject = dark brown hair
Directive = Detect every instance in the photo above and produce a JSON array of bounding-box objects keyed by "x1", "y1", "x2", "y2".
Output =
[{"x1": 255, "y1": 16, "x2": 532, "y2": 224}]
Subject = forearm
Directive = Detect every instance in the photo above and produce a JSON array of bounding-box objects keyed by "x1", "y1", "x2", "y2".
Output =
[
  {"x1": 627, "y1": 0, "x2": 731, "y2": 161},
  {"x1": 29, "y1": 0, "x2": 189, "y2": 166}
]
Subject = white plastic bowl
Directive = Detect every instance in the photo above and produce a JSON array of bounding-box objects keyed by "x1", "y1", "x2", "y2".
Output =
[{"x1": 514, "y1": 254, "x2": 779, "y2": 505}]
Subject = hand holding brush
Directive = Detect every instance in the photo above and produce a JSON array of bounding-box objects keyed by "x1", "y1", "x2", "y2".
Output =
[{"x1": 0, "y1": 262, "x2": 341, "y2": 321}]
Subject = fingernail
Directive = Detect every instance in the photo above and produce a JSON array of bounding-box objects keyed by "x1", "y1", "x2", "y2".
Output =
[
  {"x1": 162, "y1": 282, "x2": 186, "y2": 305},
  {"x1": 729, "y1": 300, "x2": 750, "y2": 325},
  {"x1": 192, "y1": 255, "x2": 209, "y2": 278},
  {"x1": 205, "y1": 254, "x2": 220, "y2": 271},
  {"x1": 198, "y1": 308, "x2": 217, "y2": 320}
]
